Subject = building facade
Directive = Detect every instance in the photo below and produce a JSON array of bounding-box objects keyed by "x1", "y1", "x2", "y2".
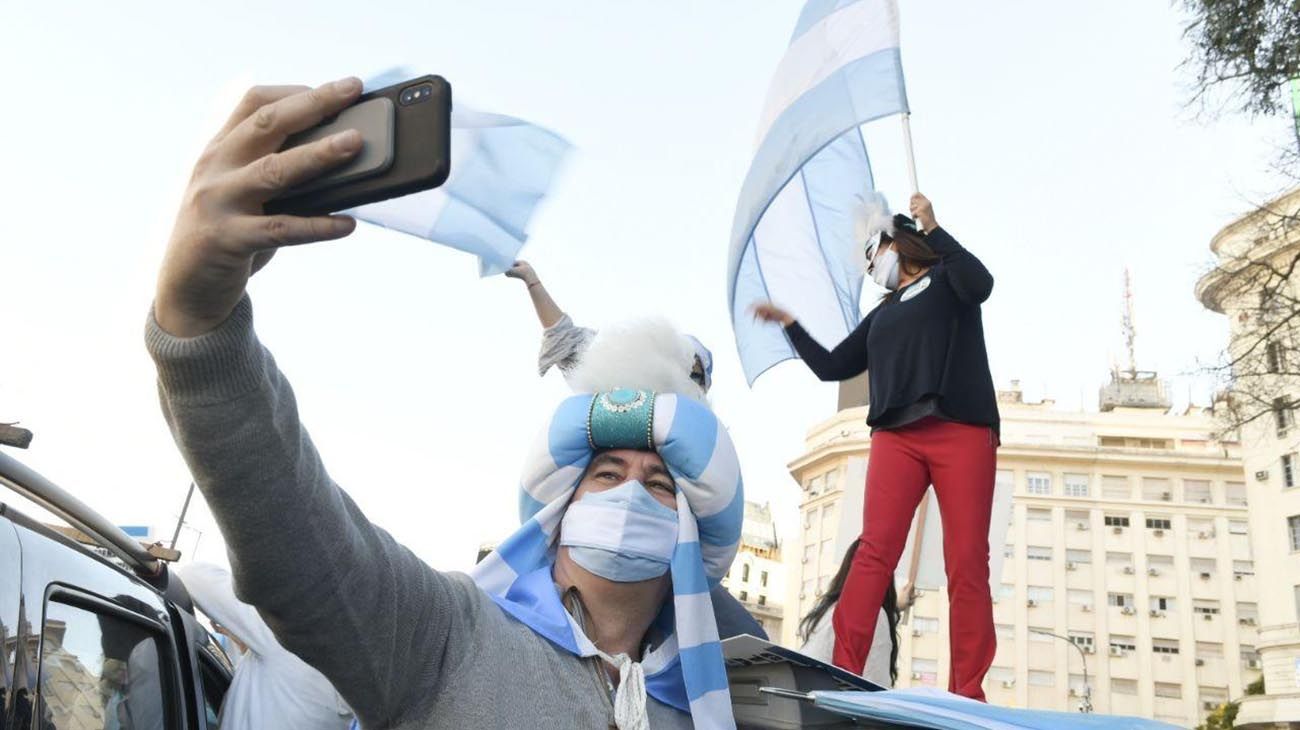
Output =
[
  {"x1": 721, "y1": 501, "x2": 786, "y2": 639},
  {"x1": 783, "y1": 385, "x2": 1261, "y2": 727},
  {"x1": 1198, "y1": 187, "x2": 1300, "y2": 727}
]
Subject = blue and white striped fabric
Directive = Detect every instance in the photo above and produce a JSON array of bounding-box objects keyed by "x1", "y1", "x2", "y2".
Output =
[
  {"x1": 471, "y1": 392, "x2": 745, "y2": 729},
  {"x1": 727, "y1": 0, "x2": 909, "y2": 384},
  {"x1": 350, "y1": 68, "x2": 571, "y2": 277},
  {"x1": 813, "y1": 688, "x2": 1181, "y2": 729}
]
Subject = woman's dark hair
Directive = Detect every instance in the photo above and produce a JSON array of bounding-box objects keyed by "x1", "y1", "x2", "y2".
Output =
[
  {"x1": 878, "y1": 222, "x2": 939, "y2": 303},
  {"x1": 797, "y1": 539, "x2": 900, "y2": 685}
]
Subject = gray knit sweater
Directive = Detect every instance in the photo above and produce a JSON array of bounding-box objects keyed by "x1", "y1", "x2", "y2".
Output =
[{"x1": 147, "y1": 296, "x2": 694, "y2": 729}]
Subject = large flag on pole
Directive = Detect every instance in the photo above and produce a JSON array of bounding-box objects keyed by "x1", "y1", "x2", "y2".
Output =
[
  {"x1": 351, "y1": 68, "x2": 571, "y2": 277},
  {"x1": 728, "y1": 0, "x2": 909, "y2": 384}
]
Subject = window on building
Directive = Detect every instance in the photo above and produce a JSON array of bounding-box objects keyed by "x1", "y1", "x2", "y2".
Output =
[
  {"x1": 1275, "y1": 397, "x2": 1295, "y2": 435},
  {"x1": 1066, "y1": 549, "x2": 1092, "y2": 564},
  {"x1": 1112, "y1": 678, "x2": 1138, "y2": 695},
  {"x1": 1146, "y1": 517, "x2": 1172, "y2": 531},
  {"x1": 808, "y1": 474, "x2": 824, "y2": 496},
  {"x1": 824, "y1": 470, "x2": 840, "y2": 493},
  {"x1": 40, "y1": 600, "x2": 170, "y2": 729},
  {"x1": 1068, "y1": 590, "x2": 1093, "y2": 609},
  {"x1": 1106, "y1": 552, "x2": 1133, "y2": 569},
  {"x1": 1068, "y1": 673, "x2": 1089, "y2": 696},
  {"x1": 739, "y1": 590, "x2": 748, "y2": 602},
  {"x1": 1064, "y1": 474, "x2": 1090, "y2": 497},
  {"x1": 1238, "y1": 602, "x2": 1260, "y2": 622},
  {"x1": 1027, "y1": 546, "x2": 1052, "y2": 562},
  {"x1": 1069, "y1": 632, "x2": 1095, "y2": 652},
  {"x1": 1151, "y1": 596, "x2": 1175, "y2": 613},
  {"x1": 742, "y1": 563, "x2": 750, "y2": 582},
  {"x1": 1196, "y1": 642, "x2": 1224, "y2": 660},
  {"x1": 1242, "y1": 646, "x2": 1260, "y2": 663},
  {"x1": 996, "y1": 470, "x2": 1014, "y2": 492},
  {"x1": 802, "y1": 543, "x2": 815, "y2": 567},
  {"x1": 987, "y1": 666, "x2": 1015, "y2": 685},
  {"x1": 1233, "y1": 560, "x2": 1255, "y2": 577},
  {"x1": 1028, "y1": 670, "x2": 1054, "y2": 687},
  {"x1": 995, "y1": 623, "x2": 1015, "y2": 640},
  {"x1": 1027, "y1": 508, "x2": 1051, "y2": 522},
  {"x1": 997, "y1": 583, "x2": 1015, "y2": 602},
  {"x1": 760, "y1": 570, "x2": 768, "y2": 588},
  {"x1": 1148, "y1": 554, "x2": 1174, "y2": 573},
  {"x1": 1108, "y1": 593, "x2": 1133, "y2": 609},
  {"x1": 800, "y1": 579, "x2": 814, "y2": 601},
  {"x1": 1289, "y1": 515, "x2": 1300, "y2": 551},
  {"x1": 1065, "y1": 510, "x2": 1090, "y2": 530},
  {"x1": 1189, "y1": 517, "x2": 1216, "y2": 538},
  {"x1": 1104, "y1": 515, "x2": 1130, "y2": 528},
  {"x1": 1029, "y1": 627, "x2": 1054, "y2": 643},
  {"x1": 1003, "y1": 543, "x2": 1014, "y2": 559},
  {"x1": 1154, "y1": 682, "x2": 1182, "y2": 699},
  {"x1": 1229, "y1": 519, "x2": 1249, "y2": 535},
  {"x1": 821, "y1": 502, "x2": 837, "y2": 528},
  {"x1": 1267, "y1": 340, "x2": 1286, "y2": 373},
  {"x1": 1226, "y1": 482, "x2": 1248, "y2": 506},
  {"x1": 803, "y1": 507, "x2": 816, "y2": 532},
  {"x1": 758, "y1": 595, "x2": 767, "y2": 606},
  {"x1": 1192, "y1": 557, "x2": 1216, "y2": 578},
  {"x1": 819, "y1": 539, "x2": 836, "y2": 572},
  {"x1": 1142, "y1": 478, "x2": 1173, "y2": 502},
  {"x1": 1193, "y1": 600, "x2": 1221, "y2": 615},
  {"x1": 913, "y1": 616, "x2": 939, "y2": 634},
  {"x1": 1202, "y1": 686, "x2": 1230, "y2": 708},
  {"x1": 1027, "y1": 586, "x2": 1054, "y2": 604},
  {"x1": 1102, "y1": 476, "x2": 1131, "y2": 500},
  {"x1": 1285, "y1": 454, "x2": 1297, "y2": 489},
  {"x1": 911, "y1": 658, "x2": 937, "y2": 685},
  {"x1": 1110, "y1": 635, "x2": 1137, "y2": 652},
  {"x1": 817, "y1": 575, "x2": 831, "y2": 594},
  {"x1": 1184, "y1": 480, "x2": 1213, "y2": 504},
  {"x1": 1152, "y1": 639, "x2": 1180, "y2": 655},
  {"x1": 1027, "y1": 473, "x2": 1052, "y2": 495}
]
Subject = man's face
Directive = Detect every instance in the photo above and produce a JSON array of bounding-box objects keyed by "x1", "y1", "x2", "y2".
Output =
[{"x1": 573, "y1": 449, "x2": 677, "y2": 510}]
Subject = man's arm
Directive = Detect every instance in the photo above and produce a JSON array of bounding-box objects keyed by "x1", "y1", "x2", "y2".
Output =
[{"x1": 150, "y1": 297, "x2": 475, "y2": 728}]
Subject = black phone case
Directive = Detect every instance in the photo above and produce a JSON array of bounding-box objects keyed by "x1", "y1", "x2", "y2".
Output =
[{"x1": 264, "y1": 74, "x2": 451, "y2": 217}]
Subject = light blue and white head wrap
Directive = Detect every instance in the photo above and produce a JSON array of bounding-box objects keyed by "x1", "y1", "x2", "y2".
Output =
[{"x1": 471, "y1": 388, "x2": 744, "y2": 730}]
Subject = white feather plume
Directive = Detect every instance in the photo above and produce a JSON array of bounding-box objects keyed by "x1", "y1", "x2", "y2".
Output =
[
  {"x1": 849, "y1": 191, "x2": 894, "y2": 272},
  {"x1": 568, "y1": 318, "x2": 707, "y2": 402}
]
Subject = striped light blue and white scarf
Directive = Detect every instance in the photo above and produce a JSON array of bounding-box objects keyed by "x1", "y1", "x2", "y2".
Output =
[{"x1": 471, "y1": 391, "x2": 744, "y2": 730}]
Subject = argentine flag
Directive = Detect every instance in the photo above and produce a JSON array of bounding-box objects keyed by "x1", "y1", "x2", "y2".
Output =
[
  {"x1": 728, "y1": 0, "x2": 909, "y2": 384},
  {"x1": 351, "y1": 69, "x2": 571, "y2": 277}
]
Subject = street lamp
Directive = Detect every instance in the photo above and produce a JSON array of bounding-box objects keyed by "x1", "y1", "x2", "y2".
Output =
[{"x1": 1029, "y1": 630, "x2": 1093, "y2": 713}]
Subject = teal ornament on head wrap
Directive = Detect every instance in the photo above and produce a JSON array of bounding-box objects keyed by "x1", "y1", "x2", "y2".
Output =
[{"x1": 588, "y1": 388, "x2": 656, "y2": 451}]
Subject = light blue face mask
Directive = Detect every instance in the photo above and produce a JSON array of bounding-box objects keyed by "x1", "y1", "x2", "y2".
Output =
[{"x1": 559, "y1": 480, "x2": 680, "y2": 582}]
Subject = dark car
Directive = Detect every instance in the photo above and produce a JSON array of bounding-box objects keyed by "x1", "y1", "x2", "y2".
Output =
[{"x1": 0, "y1": 449, "x2": 232, "y2": 729}]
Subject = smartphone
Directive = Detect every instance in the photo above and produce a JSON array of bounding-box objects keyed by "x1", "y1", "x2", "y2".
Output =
[{"x1": 264, "y1": 74, "x2": 451, "y2": 217}]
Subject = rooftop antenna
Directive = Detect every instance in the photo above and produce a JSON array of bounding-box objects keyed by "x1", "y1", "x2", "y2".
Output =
[{"x1": 1122, "y1": 267, "x2": 1137, "y2": 375}]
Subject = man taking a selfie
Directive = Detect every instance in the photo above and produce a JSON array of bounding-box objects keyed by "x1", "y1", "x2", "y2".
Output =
[{"x1": 147, "y1": 78, "x2": 743, "y2": 730}]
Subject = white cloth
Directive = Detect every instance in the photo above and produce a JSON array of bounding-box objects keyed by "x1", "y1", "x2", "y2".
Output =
[
  {"x1": 799, "y1": 608, "x2": 893, "y2": 689},
  {"x1": 177, "y1": 563, "x2": 353, "y2": 730}
]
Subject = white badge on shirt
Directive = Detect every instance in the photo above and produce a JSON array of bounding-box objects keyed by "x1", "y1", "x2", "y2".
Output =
[{"x1": 900, "y1": 275, "x2": 931, "y2": 302}]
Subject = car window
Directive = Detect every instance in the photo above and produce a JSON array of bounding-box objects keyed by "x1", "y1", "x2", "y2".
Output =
[
  {"x1": 197, "y1": 649, "x2": 228, "y2": 726},
  {"x1": 39, "y1": 600, "x2": 170, "y2": 729}
]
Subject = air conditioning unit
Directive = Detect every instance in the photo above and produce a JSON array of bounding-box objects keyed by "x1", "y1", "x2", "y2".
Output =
[
  {"x1": 1001, "y1": 680, "x2": 1015, "y2": 689},
  {"x1": 1081, "y1": 645, "x2": 1095, "y2": 654},
  {"x1": 1203, "y1": 701, "x2": 1220, "y2": 711},
  {"x1": 1150, "y1": 609, "x2": 1166, "y2": 618},
  {"x1": 1160, "y1": 492, "x2": 1172, "y2": 501},
  {"x1": 1147, "y1": 568, "x2": 1160, "y2": 577},
  {"x1": 798, "y1": 592, "x2": 806, "y2": 600},
  {"x1": 1066, "y1": 561, "x2": 1078, "y2": 571},
  {"x1": 1200, "y1": 572, "x2": 1212, "y2": 580},
  {"x1": 1203, "y1": 613, "x2": 1214, "y2": 621},
  {"x1": 911, "y1": 672, "x2": 923, "y2": 680},
  {"x1": 1153, "y1": 529, "x2": 1166, "y2": 537},
  {"x1": 1195, "y1": 659, "x2": 1206, "y2": 666},
  {"x1": 1240, "y1": 617, "x2": 1258, "y2": 626},
  {"x1": 1068, "y1": 688, "x2": 1079, "y2": 697},
  {"x1": 801, "y1": 557, "x2": 809, "y2": 564},
  {"x1": 1121, "y1": 606, "x2": 1136, "y2": 616},
  {"x1": 911, "y1": 629, "x2": 922, "y2": 638},
  {"x1": 1076, "y1": 522, "x2": 1089, "y2": 531},
  {"x1": 1247, "y1": 659, "x2": 1263, "y2": 669},
  {"x1": 1026, "y1": 599, "x2": 1038, "y2": 608},
  {"x1": 1123, "y1": 566, "x2": 1135, "y2": 575},
  {"x1": 1199, "y1": 498, "x2": 1211, "y2": 504},
  {"x1": 1109, "y1": 646, "x2": 1127, "y2": 657},
  {"x1": 1197, "y1": 531, "x2": 1211, "y2": 540},
  {"x1": 1113, "y1": 526, "x2": 1124, "y2": 535},
  {"x1": 1255, "y1": 470, "x2": 1269, "y2": 481},
  {"x1": 1081, "y1": 604, "x2": 1093, "y2": 613},
  {"x1": 1234, "y1": 573, "x2": 1244, "y2": 581}
]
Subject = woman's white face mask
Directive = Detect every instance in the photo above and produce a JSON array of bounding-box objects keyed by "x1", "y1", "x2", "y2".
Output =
[{"x1": 869, "y1": 243, "x2": 901, "y2": 291}]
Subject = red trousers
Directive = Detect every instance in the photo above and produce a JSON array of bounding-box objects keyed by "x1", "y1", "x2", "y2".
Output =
[{"x1": 831, "y1": 417, "x2": 998, "y2": 700}]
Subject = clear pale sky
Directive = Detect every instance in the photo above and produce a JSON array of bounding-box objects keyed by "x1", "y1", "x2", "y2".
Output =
[{"x1": 0, "y1": 1, "x2": 1293, "y2": 569}]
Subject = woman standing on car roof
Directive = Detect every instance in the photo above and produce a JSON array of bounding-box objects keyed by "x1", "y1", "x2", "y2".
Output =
[{"x1": 752, "y1": 192, "x2": 999, "y2": 701}]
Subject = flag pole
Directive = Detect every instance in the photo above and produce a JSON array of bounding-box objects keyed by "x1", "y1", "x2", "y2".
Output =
[{"x1": 901, "y1": 113, "x2": 919, "y2": 193}]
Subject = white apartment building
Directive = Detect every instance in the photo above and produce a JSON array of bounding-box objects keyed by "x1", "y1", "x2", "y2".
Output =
[
  {"x1": 721, "y1": 500, "x2": 786, "y2": 639},
  {"x1": 1198, "y1": 186, "x2": 1300, "y2": 727},
  {"x1": 783, "y1": 382, "x2": 1261, "y2": 727}
]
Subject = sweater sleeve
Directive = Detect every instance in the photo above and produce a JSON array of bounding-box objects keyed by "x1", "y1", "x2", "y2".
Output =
[
  {"x1": 925, "y1": 227, "x2": 993, "y2": 305},
  {"x1": 785, "y1": 315, "x2": 872, "y2": 382},
  {"x1": 146, "y1": 296, "x2": 476, "y2": 729}
]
